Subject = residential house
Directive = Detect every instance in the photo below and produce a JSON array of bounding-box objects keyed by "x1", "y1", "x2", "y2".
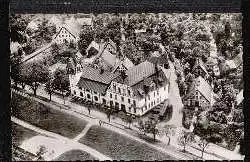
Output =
[
  {"x1": 183, "y1": 76, "x2": 213, "y2": 108},
  {"x1": 192, "y1": 58, "x2": 209, "y2": 78},
  {"x1": 52, "y1": 16, "x2": 82, "y2": 44},
  {"x1": 68, "y1": 61, "x2": 170, "y2": 116},
  {"x1": 224, "y1": 52, "x2": 243, "y2": 72}
]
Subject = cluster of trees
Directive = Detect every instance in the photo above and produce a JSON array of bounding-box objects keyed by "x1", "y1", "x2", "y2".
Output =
[{"x1": 11, "y1": 56, "x2": 70, "y2": 102}]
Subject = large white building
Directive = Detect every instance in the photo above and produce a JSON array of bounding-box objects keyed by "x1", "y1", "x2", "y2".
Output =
[{"x1": 68, "y1": 59, "x2": 170, "y2": 116}]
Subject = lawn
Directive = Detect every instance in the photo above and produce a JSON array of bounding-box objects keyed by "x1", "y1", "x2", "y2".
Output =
[
  {"x1": 54, "y1": 149, "x2": 96, "y2": 161},
  {"x1": 11, "y1": 92, "x2": 87, "y2": 138},
  {"x1": 12, "y1": 122, "x2": 39, "y2": 146},
  {"x1": 79, "y1": 125, "x2": 176, "y2": 160}
]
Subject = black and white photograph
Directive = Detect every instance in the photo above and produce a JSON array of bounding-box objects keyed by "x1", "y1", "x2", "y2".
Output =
[{"x1": 10, "y1": 12, "x2": 244, "y2": 160}]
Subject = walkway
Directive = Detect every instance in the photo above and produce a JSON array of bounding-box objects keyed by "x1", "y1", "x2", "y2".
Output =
[
  {"x1": 12, "y1": 89, "x2": 192, "y2": 160},
  {"x1": 73, "y1": 123, "x2": 93, "y2": 142},
  {"x1": 12, "y1": 87, "x2": 242, "y2": 160},
  {"x1": 12, "y1": 116, "x2": 111, "y2": 161}
]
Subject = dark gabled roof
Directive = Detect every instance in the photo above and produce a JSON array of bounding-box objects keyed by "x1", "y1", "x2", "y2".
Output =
[
  {"x1": 77, "y1": 78, "x2": 108, "y2": 94},
  {"x1": 77, "y1": 64, "x2": 120, "y2": 85},
  {"x1": 125, "y1": 61, "x2": 156, "y2": 86},
  {"x1": 148, "y1": 55, "x2": 168, "y2": 65},
  {"x1": 130, "y1": 69, "x2": 168, "y2": 99},
  {"x1": 192, "y1": 58, "x2": 208, "y2": 74}
]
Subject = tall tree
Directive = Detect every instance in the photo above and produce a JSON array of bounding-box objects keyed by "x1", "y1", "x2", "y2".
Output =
[
  {"x1": 22, "y1": 61, "x2": 49, "y2": 96},
  {"x1": 45, "y1": 73, "x2": 54, "y2": 101},
  {"x1": 78, "y1": 26, "x2": 94, "y2": 55},
  {"x1": 52, "y1": 68, "x2": 70, "y2": 104},
  {"x1": 178, "y1": 130, "x2": 194, "y2": 152}
]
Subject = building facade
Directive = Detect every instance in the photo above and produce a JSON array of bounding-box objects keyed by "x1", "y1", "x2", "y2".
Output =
[{"x1": 68, "y1": 61, "x2": 170, "y2": 116}]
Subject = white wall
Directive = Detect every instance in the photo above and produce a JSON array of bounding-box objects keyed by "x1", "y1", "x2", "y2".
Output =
[
  {"x1": 54, "y1": 27, "x2": 77, "y2": 44},
  {"x1": 69, "y1": 75, "x2": 169, "y2": 116}
]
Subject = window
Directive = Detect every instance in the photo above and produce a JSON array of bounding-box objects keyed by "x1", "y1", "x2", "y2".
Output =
[
  {"x1": 133, "y1": 100, "x2": 136, "y2": 106},
  {"x1": 115, "y1": 95, "x2": 117, "y2": 100},
  {"x1": 154, "y1": 100, "x2": 155, "y2": 105},
  {"x1": 94, "y1": 96, "x2": 98, "y2": 101},
  {"x1": 148, "y1": 95, "x2": 150, "y2": 100},
  {"x1": 115, "y1": 102, "x2": 119, "y2": 109},
  {"x1": 151, "y1": 102, "x2": 153, "y2": 107},
  {"x1": 79, "y1": 87, "x2": 82, "y2": 90},
  {"x1": 110, "y1": 93, "x2": 112, "y2": 98},
  {"x1": 123, "y1": 88, "x2": 126, "y2": 94},
  {"x1": 148, "y1": 104, "x2": 150, "y2": 108},
  {"x1": 128, "y1": 98, "x2": 130, "y2": 104},
  {"x1": 80, "y1": 92, "x2": 83, "y2": 97},
  {"x1": 145, "y1": 105, "x2": 147, "y2": 110},
  {"x1": 129, "y1": 107, "x2": 131, "y2": 112},
  {"x1": 113, "y1": 85, "x2": 116, "y2": 91},
  {"x1": 87, "y1": 94, "x2": 91, "y2": 99},
  {"x1": 110, "y1": 101, "x2": 114, "y2": 107},
  {"x1": 154, "y1": 92, "x2": 155, "y2": 97},
  {"x1": 128, "y1": 90, "x2": 131, "y2": 96},
  {"x1": 118, "y1": 88, "x2": 121, "y2": 94},
  {"x1": 73, "y1": 90, "x2": 76, "y2": 95},
  {"x1": 157, "y1": 90, "x2": 159, "y2": 95},
  {"x1": 121, "y1": 97, "x2": 124, "y2": 102},
  {"x1": 134, "y1": 107, "x2": 136, "y2": 113},
  {"x1": 102, "y1": 99, "x2": 106, "y2": 104},
  {"x1": 164, "y1": 86, "x2": 166, "y2": 91},
  {"x1": 121, "y1": 104, "x2": 126, "y2": 112}
]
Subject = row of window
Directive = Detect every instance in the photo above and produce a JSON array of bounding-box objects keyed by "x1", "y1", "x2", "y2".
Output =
[
  {"x1": 109, "y1": 93, "x2": 136, "y2": 106},
  {"x1": 112, "y1": 84, "x2": 131, "y2": 96},
  {"x1": 74, "y1": 90, "x2": 138, "y2": 114}
]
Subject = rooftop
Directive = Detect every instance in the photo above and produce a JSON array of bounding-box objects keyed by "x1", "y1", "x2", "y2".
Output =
[{"x1": 125, "y1": 61, "x2": 156, "y2": 86}]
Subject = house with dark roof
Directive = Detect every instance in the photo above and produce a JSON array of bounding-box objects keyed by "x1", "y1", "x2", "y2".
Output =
[
  {"x1": 69, "y1": 61, "x2": 170, "y2": 116},
  {"x1": 183, "y1": 76, "x2": 213, "y2": 108},
  {"x1": 192, "y1": 58, "x2": 209, "y2": 78}
]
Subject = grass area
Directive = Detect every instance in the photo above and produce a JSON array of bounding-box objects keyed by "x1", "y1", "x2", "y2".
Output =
[
  {"x1": 54, "y1": 149, "x2": 96, "y2": 161},
  {"x1": 11, "y1": 92, "x2": 87, "y2": 138},
  {"x1": 79, "y1": 125, "x2": 176, "y2": 160},
  {"x1": 12, "y1": 122, "x2": 39, "y2": 146}
]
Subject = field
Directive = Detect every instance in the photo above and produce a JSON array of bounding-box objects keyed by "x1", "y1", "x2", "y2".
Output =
[
  {"x1": 79, "y1": 125, "x2": 175, "y2": 160},
  {"x1": 54, "y1": 149, "x2": 96, "y2": 161},
  {"x1": 11, "y1": 93, "x2": 87, "y2": 138},
  {"x1": 12, "y1": 122, "x2": 39, "y2": 146}
]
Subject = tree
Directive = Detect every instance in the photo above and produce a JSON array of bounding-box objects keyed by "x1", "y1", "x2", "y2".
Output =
[
  {"x1": 78, "y1": 26, "x2": 94, "y2": 55},
  {"x1": 122, "y1": 114, "x2": 133, "y2": 129},
  {"x1": 10, "y1": 49, "x2": 23, "y2": 88},
  {"x1": 52, "y1": 68, "x2": 70, "y2": 104},
  {"x1": 138, "y1": 119, "x2": 159, "y2": 141},
  {"x1": 197, "y1": 134, "x2": 222, "y2": 159},
  {"x1": 36, "y1": 145, "x2": 47, "y2": 160},
  {"x1": 105, "y1": 108, "x2": 115, "y2": 122},
  {"x1": 178, "y1": 130, "x2": 194, "y2": 152},
  {"x1": 22, "y1": 61, "x2": 49, "y2": 96},
  {"x1": 158, "y1": 125, "x2": 176, "y2": 145},
  {"x1": 45, "y1": 73, "x2": 54, "y2": 101}
]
